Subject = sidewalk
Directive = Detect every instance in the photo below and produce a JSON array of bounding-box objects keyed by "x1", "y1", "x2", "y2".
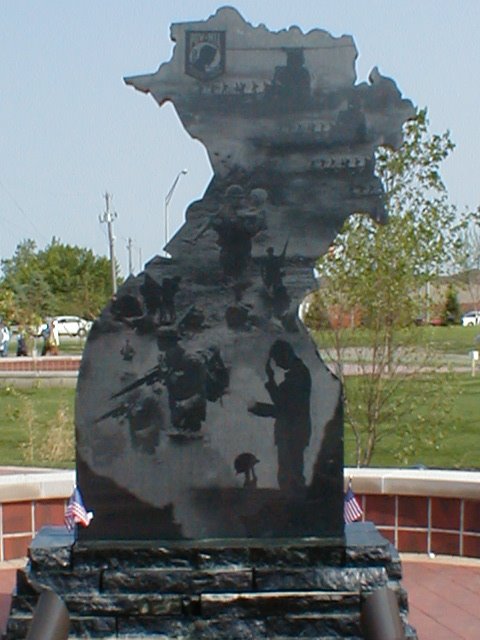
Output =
[
  {"x1": 402, "y1": 554, "x2": 480, "y2": 640},
  {"x1": 0, "y1": 555, "x2": 478, "y2": 638}
]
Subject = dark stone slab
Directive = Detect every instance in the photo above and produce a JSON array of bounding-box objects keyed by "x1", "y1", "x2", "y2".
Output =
[
  {"x1": 64, "y1": 593, "x2": 182, "y2": 617},
  {"x1": 5, "y1": 523, "x2": 417, "y2": 640},
  {"x1": 68, "y1": 616, "x2": 117, "y2": 637},
  {"x1": 73, "y1": 538, "x2": 252, "y2": 569},
  {"x1": 117, "y1": 616, "x2": 268, "y2": 639},
  {"x1": 200, "y1": 591, "x2": 360, "y2": 617},
  {"x1": 387, "y1": 544, "x2": 403, "y2": 579},
  {"x1": 75, "y1": 6, "x2": 413, "y2": 543},
  {"x1": 103, "y1": 567, "x2": 254, "y2": 594},
  {"x1": 255, "y1": 566, "x2": 388, "y2": 592},
  {"x1": 248, "y1": 540, "x2": 345, "y2": 568},
  {"x1": 16, "y1": 566, "x2": 101, "y2": 596},
  {"x1": 28, "y1": 525, "x2": 73, "y2": 569},
  {"x1": 4, "y1": 617, "x2": 116, "y2": 640},
  {"x1": 73, "y1": 535, "x2": 346, "y2": 569},
  {"x1": 265, "y1": 613, "x2": 361, "y2": 637},
  {"x1": 344, "y1": 522, "x2": 398, "y2": 569}
]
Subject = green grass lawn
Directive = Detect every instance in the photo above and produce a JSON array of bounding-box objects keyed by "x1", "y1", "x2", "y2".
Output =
[
  {"x1": 0, "y1": 373, "x2": 478, "y2": 470},
  {"x1": 344, "y1": 373, "x2": 480, "y2": 469},
  {"x1": 0, "y1": 386, "x2": 75, "y2": 467},
  {"x1": 419, "y1": 325, "x2": 480, "y2": 354},
  {"x1": 312, "y1": 325, "x2": 480, "y2": 356}
]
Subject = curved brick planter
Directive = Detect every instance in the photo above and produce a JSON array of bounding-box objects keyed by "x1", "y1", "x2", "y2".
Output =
[{"x1": 0, "y1": 467, "x2": 477, "y2": 561}]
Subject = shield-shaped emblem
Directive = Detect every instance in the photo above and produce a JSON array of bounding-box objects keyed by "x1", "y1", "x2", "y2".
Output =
[{"x1": 185, "y1": 31, "x2": 226, "y2": 81}]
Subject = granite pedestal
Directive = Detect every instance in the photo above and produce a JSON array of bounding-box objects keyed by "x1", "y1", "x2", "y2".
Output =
[{"x1": 5, "y1": 523, "x2": 417, "y2": 639}]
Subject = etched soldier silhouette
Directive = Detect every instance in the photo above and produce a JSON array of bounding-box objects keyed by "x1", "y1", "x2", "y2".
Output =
[
  {"x1": 120, "y1": 338, "x2": 135, "y2": 362},
  {"x1": 260, "y1": 243, "x2": 288, "y2": 294},
  {"x1": 335, "y1": 96, "x2": 368, "y2": 144},
  {"x1": 163, "y1": 343, "x2": 207, "y2": 434},
  {"x1": 259, "y1": 243, "x2": 290, "y2": 320},
  {"x1": 139, "y1": 273, "x2": 163, "y2": 319},
  {"x1": 249, "y1": 340, "x2": 311, "y2": 492},
  {"x1": 160, "y1": 276, "x2": 181, "y2": 323},
  {"x1": 210, "y1": 184, "x2": 265, "y2": 277},
  {"x1": 126, "y1": 395, "x2": 161, "y2": 454},
  {"x1": 186, "y1": 184, "x2": 266, "y2": 277},
  {"x1": 269, "y1": 48, "x2": 311, "y2": 106},
  {"x1": 108, "y1": 330, "x2": 228, "y2": 437}
]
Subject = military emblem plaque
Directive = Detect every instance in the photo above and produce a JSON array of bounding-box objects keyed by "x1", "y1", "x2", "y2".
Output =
[{"x1": 185, "y1": 30, "x2": 226, "y2": 81}]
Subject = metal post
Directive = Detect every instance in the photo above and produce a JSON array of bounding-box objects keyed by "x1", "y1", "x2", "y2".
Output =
[
  {"x1": 164, "y1": 169, "x2": 188, "y2": 256},
  {"x1": 361, "y1": 586, "x2": 406, "y2": 640},
  {"x1": 26, "y1": 590, "x2": 69, "y2": 640},
  {"x1": 99, "y1": 192, "x2": 118, "y2": 294}
]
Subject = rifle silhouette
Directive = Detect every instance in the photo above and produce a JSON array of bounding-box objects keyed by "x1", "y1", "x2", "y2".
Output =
[
  {"x1": 95, "y1": 367, "x2": 166, "y2": 423},
  {"x1": 110, "y1": 363, "x2": 167, "y2": 400},
  {"x1": 95, "y1": 401, "x2": 131, "y2": 424},
  {"x1": 182, "y1": 205, "x2": 224, "y2": 245}
]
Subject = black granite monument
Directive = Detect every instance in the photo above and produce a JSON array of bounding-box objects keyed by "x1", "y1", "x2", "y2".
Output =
[
  {"x1": 74, "y1": 6, "x2": 414, "y2": 543},
  {"x1": 6, "y1": 8, "x2": 419, "y2": 639}
]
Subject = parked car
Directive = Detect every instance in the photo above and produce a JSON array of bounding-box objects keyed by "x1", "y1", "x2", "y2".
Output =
[
  {"x1": 461, "y1": 311, "x2": 480, "y2": 327},
  {"x1": 36, "y1": 316, "x2": 93, "y2": 338}
]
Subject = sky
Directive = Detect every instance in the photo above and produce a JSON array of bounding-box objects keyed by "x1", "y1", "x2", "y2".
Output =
[{"x1": 1, "y1": 1, "x2": 479, "y2": 276}]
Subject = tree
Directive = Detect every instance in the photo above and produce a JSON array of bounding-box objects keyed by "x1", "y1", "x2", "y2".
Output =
[
  {"x1": 305, "y1": 110, "x2": 459, "y2": 466},
  {"x1": 442, "y1": 284, "x2": 461, "y2": 324},
  {"x1": 1, "y1": 238, "x2": 117, "y2": 322},
  {"x1": 1, "y1": 240, "x2": 53, "y2": 326},
  {"x1": 455, "y1": 208, "x2": 480, "y2": 310}
]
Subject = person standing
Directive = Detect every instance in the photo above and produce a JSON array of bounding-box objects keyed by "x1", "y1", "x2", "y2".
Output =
[
  {"x1": 0, "y1": 322, "x2": 10, "y2": 357},
  {"x1": 41, "y1": 319, "x2": 59, "y2": 356},
  {"x1": 50, "y1": 319, "x2": 60, "y2": 354},
  {"x1": 16, "y1": 331, "x2": 28, "y2": 356}
]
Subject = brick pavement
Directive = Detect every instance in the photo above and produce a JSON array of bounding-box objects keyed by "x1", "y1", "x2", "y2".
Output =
[{"x1": 402, "y1": 554, "x2": 480, "y2": 640}]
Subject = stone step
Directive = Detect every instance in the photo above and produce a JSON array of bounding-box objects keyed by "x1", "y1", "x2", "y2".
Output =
[
  {"x1": 7, "y1": 612, "x2": 363, "y2": 639},
  {"x1": 4, "y1": 524, "x2": 417, "y2": 640},
  {"x1": 10, "y1": 590, "x2": 360, "y2": 618},
  {"x1": 16, "y1": 564, "x2": 392, "y2": 597}
]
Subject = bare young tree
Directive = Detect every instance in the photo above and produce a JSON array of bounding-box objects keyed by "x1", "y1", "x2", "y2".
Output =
[
  {"x1": 457, "y1": 209, "x2": 480, "y2": 311},
  {"x1": 305, "y1": 111, "x2": 459, "y2": 466}
]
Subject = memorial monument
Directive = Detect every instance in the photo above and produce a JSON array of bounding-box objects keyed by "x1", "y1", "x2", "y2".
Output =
[
  {"x1": 6, "y1": 8, "x2": 418, "y2": 638},
  {"x1": 73, "y1": 5, "x2": 413, "y2": 542}
]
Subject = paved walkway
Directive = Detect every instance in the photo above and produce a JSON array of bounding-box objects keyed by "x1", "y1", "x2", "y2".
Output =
[
  {"x1": 0, "y1": 555, "x2": 478, "y2": 638},
  {"x1": 402, "y1": 554, "x2": 480, "y2": 639}
]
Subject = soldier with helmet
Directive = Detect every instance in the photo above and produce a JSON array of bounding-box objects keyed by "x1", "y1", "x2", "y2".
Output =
[{"x1": 185, "y1": 184, "x2": 266, "y2": 277}]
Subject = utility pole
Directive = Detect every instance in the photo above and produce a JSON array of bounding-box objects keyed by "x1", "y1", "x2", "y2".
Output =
[
  {"x1": 126, "y1": 237, "x2": 134, "y2": 276},
  {"x1": 99, "y1": 192, "x2": 118, "y2": 295}
]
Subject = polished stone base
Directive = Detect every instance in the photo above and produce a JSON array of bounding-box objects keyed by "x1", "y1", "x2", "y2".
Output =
[{"x1": 5, "y1": 523, "x2": 417, "y2": 639}]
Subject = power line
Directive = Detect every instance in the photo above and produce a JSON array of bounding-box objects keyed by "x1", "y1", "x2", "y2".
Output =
[{"x1": 0, "y1": 177, "x2": 49, "y2": 243}]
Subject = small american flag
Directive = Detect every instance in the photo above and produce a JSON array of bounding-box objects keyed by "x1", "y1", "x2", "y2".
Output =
[
  {"x1": 344, "y1": 480, "x2": 363, "y2": 523},
  {"x1": 64, "y1": 487, "x2": 93, "y2": 530}
]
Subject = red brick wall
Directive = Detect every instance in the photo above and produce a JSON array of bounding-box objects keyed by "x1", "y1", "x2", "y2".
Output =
[
  {"x1": 0, "y1": 357, "x2": 80, "y2": 372},
  {"x1": 0, "y1": 493, "x2": 478, "y2": 561},
  {"x1": 356, "y1": 494, "x2": 480, "y2": 557},
  {"x1": 0, "y1": 499, "x2": 66, "y2": 561}
]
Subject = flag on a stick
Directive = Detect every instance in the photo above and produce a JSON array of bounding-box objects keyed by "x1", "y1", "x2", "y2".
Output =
[
  {"x1": 344, "y1": 479, "x2": 363, "y2": 523},
  {"x1": 64, "y1": 487, "x2": 93, "y2": 530}
]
